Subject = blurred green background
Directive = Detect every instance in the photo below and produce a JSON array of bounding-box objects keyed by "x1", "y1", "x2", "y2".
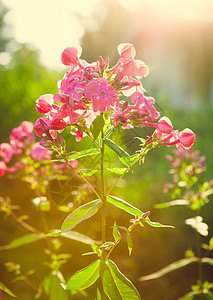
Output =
[{"x1": 0, "y1": 0, "x2": 213, "y2": 299}]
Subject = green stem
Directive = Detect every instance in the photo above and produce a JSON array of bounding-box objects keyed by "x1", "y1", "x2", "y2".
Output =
[
  {"x1": 196, "y1": 210, "x2": 204, "y2": 299},
  {"x1": 10, "y1": 210, "x2": 43, "y2": 234},
  {"x1": 101, "y1": 129, "x2": 106, "y2": 258}
]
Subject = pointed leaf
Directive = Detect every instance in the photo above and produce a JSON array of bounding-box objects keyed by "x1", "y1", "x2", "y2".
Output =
[
  {"x1": 96, "y1": 288, "x2": 101, "y2": 300},
  {"x1": 139, "y1": 257, "x2": 198, "y2": 281},
  {"x1": 107, "y1": 168, "x2": 128, "y2": 175},
  {"x1": 61, "y1": 200, "x2": 102, "y2": 232},
  {"x1": 178, "y1": 290, "x2": 198, "y2": 300},
  {"x1": 90, "y1": 114, "x2": 105, "y2": 140},
  {"x1": 104, "y1": 139, "x2": 131, "y2": 166},
  {"x1": 113, "y1": 222, "x2": 121, "y2": 242},
  {"x1": 79, "y1": 169, "x2": 98, "y2": 176},
  {"x1": 126, "y1": 232, "x2": 133, "y2": 256},
  {"x1": 101, "y1": 260, "x2": 140, "y2": 299},
  {"x1": 0, "y1": 233, "x2": 45, "y2": 250},
  {"x1": 0, "y1": 282, "x2": 16, "y2": 297},
  {"x1": 66, "y1": 148, "x2": 100, "y2": 161},
  {"x1": 107, "y1": 195, "x2": 173, "y2": 228},
  {"x1": 66, "y1": 260, "x2": 100, "y2": 290},
  {"x1": 61, "y1": 231, "x2": 99, "y2": 245}
]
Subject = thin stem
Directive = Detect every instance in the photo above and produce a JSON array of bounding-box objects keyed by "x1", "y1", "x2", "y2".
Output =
[
  {"x1": 84, "y1": 129, "x2": 102, "y2": 150},
  {"x1": 22, "y1": 276, "x2": 39, "y2": 292},
  {"x1": 101, "y1": 129, "x2": 106, "y2": 259},
  {"x1": 196, "y1": 210, "x2": 204, "y2": 299},
  {"x1": 10, "y1": 210, "x2": 43, "y2": 234}
]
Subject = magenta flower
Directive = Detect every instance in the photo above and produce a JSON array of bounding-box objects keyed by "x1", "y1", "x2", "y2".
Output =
[{"x1": 84, "y1": 79, "x2": 119, "y2": 112}]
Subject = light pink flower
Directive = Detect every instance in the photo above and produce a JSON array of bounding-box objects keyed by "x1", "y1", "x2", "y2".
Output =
[
  {"x1": 157, "y1": 117, "x2": 173, "y2": 134},
  {"x1": 61, "y1": 46, "x2": 82, "y2": 66},
  {"x1": 117, "y1": 43, "x2": 136, "y2": 64},
  {"x1": 36, "y1": 94, "x2": 54, "y2": 114},
  {"x1": 84, "y1": 78, "x2": 119, "y2": 112},
  {"x1": 179, "y1": 129, "x2": 195, "y2": 149}
]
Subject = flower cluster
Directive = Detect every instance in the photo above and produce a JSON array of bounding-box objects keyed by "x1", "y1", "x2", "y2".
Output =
[
  {"x1": 34, "y1": 43, "x2": 195, "y2": 150},
  {"x1": 0, "y1": 121, "x2": 73, "y2": 178}
]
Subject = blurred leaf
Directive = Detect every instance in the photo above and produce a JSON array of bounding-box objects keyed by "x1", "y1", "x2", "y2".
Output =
[
  {"x1": 61, "y1": 200, "x2": 102, "y2": 232},
  {"x1": 201, "y1": 257, "x2": 213, "y2": 266},
  {"x1": 0, "y1": 282, "x2": 16, "y2": 297},
  {"x1": 100, "y1": 259, "x2": 140, "y2": 299},
  {"x1": 139, "y1": 257, "x2": 198, "y2": 281},
  {"x1": 0, "y1": 233, "x2": 45, "y2": 250},
  {"x1": 107, "y1": 168, "x2": 128, "y2": 175},
  {"x1": 49, "y1": 273, "x2": 68, "y2": 300},
  {"x1": 79, "y1": 169, "x2": 98, "y2": 176},
  {"x1": 185, "y1": 216, "x2": 208, "y2": 236},
  {"x1": 66, "y1": 148, "x2": 100, "y2": 161},
  {"x1": 107, "y1": 195, "x2": 173, "y2": 228},
  {"x1": 90, "y1": 114, "x2": 104, "y2": 140},
  {"x1": 104, "y1": 139, "x2": 131, "y2": 166},
  {"x1": 113, "y1": 222, "x2": 121, "y2": 242},
  {"x1": 155, "y1": 199, "x2": 190, "y2": 209},
  {"x1": 178, "y1": 290, "x2": 198, "y2": 300},
  {"x1": 66, "y1": 260, "x2": 100, "y2": 290},
  {"x1": 126, "y1": 232, "x2": 133, "y2": 256}
]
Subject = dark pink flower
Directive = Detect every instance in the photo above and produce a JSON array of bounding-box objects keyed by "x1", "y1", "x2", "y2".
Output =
[
  {"x1": 179, "y1": 129, "x2": 195, "y2": 149},
  {"x1": 34, "y1": 117, "x2": 51, "y2": 137},
  {"x1": 157, "y1": 117, "x2": 173, "y2": 134},
  {"x1": 0, "y1": 161, "x2": 7, "y2": 176}
]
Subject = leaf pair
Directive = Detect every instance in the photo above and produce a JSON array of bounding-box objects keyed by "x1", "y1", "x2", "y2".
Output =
[{"x1": 66, "y1": 259, "x2": 141, "y2": 299}]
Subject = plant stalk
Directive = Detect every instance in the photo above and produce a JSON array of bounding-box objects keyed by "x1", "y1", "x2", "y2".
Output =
[{"x1": 101, "y1": 129, "x2": 106, "y2": 259}]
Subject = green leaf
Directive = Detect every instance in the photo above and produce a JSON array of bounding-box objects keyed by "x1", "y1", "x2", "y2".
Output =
[
  {"x1": 49, "y1": 273, "x2": 68, "y2": 300},
  {"x1": 61, "y1": 231, "x2": 99, "y2": 245},
  {"x1": 126, "y1": 232, "x2": 133, "y2": 256},
  {"x1": 139, "y1": 257, "x2": 198, "y2": 281},
  {"x1": 104, "y1": 139, "x2": 131, "y2": 166},
  {"x1": 66, "y1": 148, "x2": 100, "y2": 161},
  {"x1": 66, "y1": 260, "x2": 100, "y2": 290},
  {"x1": 79, "y1": 169, "x2": 98, "y2": 176},
  {"x1": 90, "y1": 114, "x2": 105, "y2": 140},
  {"x1": 155, "y1": 199, "x2": 190, "y2": 209},
  {"x1": 0, "y1": 282, "x2": 16, "y2": 297},
  {"x1": 107, "y1": 195, "x2": 173, "y2": 228},
  {"x1": 61, "y1": 200, "x2": 102, "y2": 232},
  {"x1": 0, "y1": 233, "x2": 45, "y2": 250},
  {"x1": 101, "y1": 259, "x2": 141, "y2": 299},
  {"x1": 96, "y1": 288, "x2": 101, "y2": 300},
  {"x1": 113, "y1": 222, "x2": 121, "y2": 242},
  {"x1": 107, "y1": 168, "x2": 128, "y2": 175}
]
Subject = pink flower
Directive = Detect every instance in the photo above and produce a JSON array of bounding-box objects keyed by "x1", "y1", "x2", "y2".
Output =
[
  {"x1": 30, "y1": 142, "x2": 52, "y2": 161},
  {"x1": 179, "y1": 128, "x2": 195, "y2": 149},
  {"x1": 157, "y1": 117, "x2": 173, "y2": 134},
  {"x1": 34, "y1": 117, "x2": 51, "y2": 137},
  {"x1": 84, "y1": 78, "x2": 119, "y2": 112},
  {"x1": 61, "y1": 46, "x2": 82, "y2": 66},
  {"x1": 117, "y1": 43, "x2": 136, "y2": 64},
  {"x1": 71, "y1": 128, "x2": 86, "y2": 142},
  {"x1": 0, "y1": 143, "x2": 14, "y2": 162},
  {"x1": 0, "y1": 161, "x2": 7, "y2": 176},
  {"x1": 36, "y1": 94, "x2": 54, "y2": 114}
]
